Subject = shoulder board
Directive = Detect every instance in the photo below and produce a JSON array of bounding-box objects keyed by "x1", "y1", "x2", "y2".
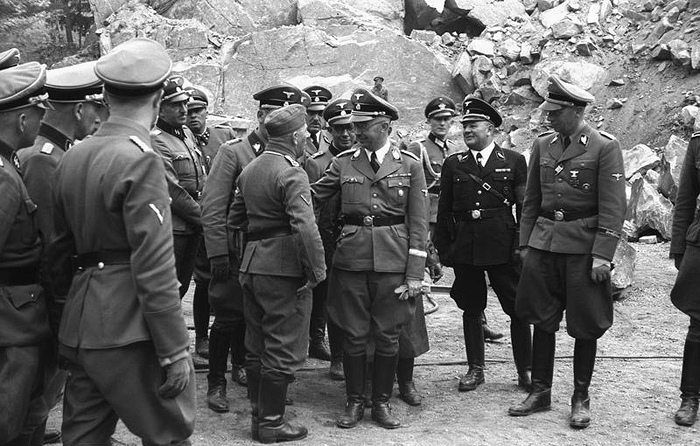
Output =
[
  {"x1": 400, "y1": 149, "x2": 420, "y2": 161},
  {"x1": 538, "y1": 130, "x2": 555, "y2": 137},
  {"x1": 0, "y1": 157, "x2": 3, "y2": 167},
  {"x1": 283, "y1": 155, "x2": 300, "y2": 167},
  {"x1": 599, "y1": 131, "x2": 616, "y2": 140},
  {"x1": 130, "y1": 136, "x2": 153, "y2": 153},
  {"x1": 150, "y1": 129, "x2": 161, "y2": 136},
  {"x1": 337, "y1": 148, "x2": 356, "y2": 158},
  {"x1": 223, "y1": 138, "x2": 243, "y2": 146},
  {"x1": 692, "y1": 131, "x2": 700, "y2": 139},
  {"x1": 214, "y1": 123, "x2": 233, "y2": 129},
  {"x1": 310, "y1": 150, "x2": 325, "y2": 159},
  {"x1": 40, "y1": 142, "x2": 54, "y2": 155}
]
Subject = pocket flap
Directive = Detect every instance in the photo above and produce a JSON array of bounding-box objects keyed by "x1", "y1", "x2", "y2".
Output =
[
  {"x1": 4, "y1": 284, "x2": 42, "y2": 309},
  {"x1": 173, "y1": 153, "x2": 191, "y2": 161},
  {"x1": 494, "y1": 172, "x2": 514, "y2": 181},
  {"x1": 387, "y1": 178, "x2": 409, "y2": 188},
  {"x1": 573, "y1": 159, "x2": 596, "y2": 169},
  {"x1": 24, "y1": 198, "x2": 38, "y2": 214}
]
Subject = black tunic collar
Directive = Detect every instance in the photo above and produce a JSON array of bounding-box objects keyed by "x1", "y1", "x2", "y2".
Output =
[
  {"x1": 157, "y1": 118, "x2": 185, "y2": 140},
  {"x1": 39, "y1": 123, "x2": 73, "y2": 151}
]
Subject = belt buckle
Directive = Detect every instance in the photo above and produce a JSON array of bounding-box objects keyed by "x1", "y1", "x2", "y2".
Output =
[
  {"x1": 362, "y1": 215, "x2": 374, "y2": 226},
  {"x1": 554, "y1": 210, "x2": 564, "y2": 221},
  {"x1": 471, "y1": 209, "x2": 481, "y2": 220}
]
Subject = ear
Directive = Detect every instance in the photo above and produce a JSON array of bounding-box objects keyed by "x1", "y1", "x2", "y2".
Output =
[
  {"x1": 18, "y1": 112, "x2": 27, "y2": 134},
  {"x1": 74, "y1": 102, "x2": 84, "y2": 121}
]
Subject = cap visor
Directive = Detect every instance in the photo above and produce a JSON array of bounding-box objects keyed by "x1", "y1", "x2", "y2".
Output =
[
  {"x1": 329, "y1": 116, "x2": 353, "y2": 125},
  {"x1": 429, "y1": 110, "x2": 456, "y2": 119},
  {"x1": 307, "y1": 104, "x2": 326, "y2": 112},
  {"x1": 539, "y1": 101, "x2": 564, "y2": 111},
  {"x1": 350, "y1": 114, "x2": 375, "y2": 123},
  {"x1": 187, "y1": 100, "x2": 207, "y2": 110},
  {"x1": 164, "y1": 92, "x2": 190, "y2": 103}
]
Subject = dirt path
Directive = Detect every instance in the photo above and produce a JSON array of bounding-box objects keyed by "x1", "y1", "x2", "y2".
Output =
[{"x1": 47, "y1": 242, "x2": 699, "y2": 445}]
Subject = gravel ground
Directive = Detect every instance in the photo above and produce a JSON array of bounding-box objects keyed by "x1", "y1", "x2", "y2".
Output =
[{"x1": 46, "y1": 241, "x2": 699, "y2": 445}]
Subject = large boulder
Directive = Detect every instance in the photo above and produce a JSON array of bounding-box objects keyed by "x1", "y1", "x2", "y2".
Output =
[
  {"x1": 626, "y1": 175, "x2": 674, "y2": 240},
  {"x1": 663, "y1": 134, "x2": 689, "y2": 189},
  {"x1": 223, "y1": 25, "x2": 462, "y2": 125},
  {"x1": 452, "y1": 51, "x2": 475, "y2": 95},
  {"x1": 622, "y1": 143, "x2": 661, "y2": 179},
  {"x1": 611, "y1": 238, "x2": 637, "y2": 296},
  {"x1": 540, "y1": 0, "x2": 572, "y2": 29},
  {"x1": 446, "y1": 0, "x2": 530, "y2": 28},
  {"x1": 530, "y1": 59, "x2": 607, "y2": 100}
]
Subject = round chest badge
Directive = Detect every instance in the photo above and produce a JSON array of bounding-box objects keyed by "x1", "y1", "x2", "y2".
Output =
[{"x1": 582, "y1": 183, "x2": 591, "y2": 192}]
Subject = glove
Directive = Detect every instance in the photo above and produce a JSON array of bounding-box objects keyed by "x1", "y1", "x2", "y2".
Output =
[
  {"x1": 210, "y1": 255, "x2": 230, "y2": 281},
  {"x1": 394, "y1": 278, "x2": 423, "y2": 300},
  {"x1": 428, "y1": 263, "x2": 443, "y2": 283},
  {"x1": 674, "y1": 254, "x2": 683, "y2": 271},
  {"x1": 159, "y1": 356, "x2": 191, "y2": 399},
  {"x1": 590, "y1": 264, "x2": 611, "y2": 283}
]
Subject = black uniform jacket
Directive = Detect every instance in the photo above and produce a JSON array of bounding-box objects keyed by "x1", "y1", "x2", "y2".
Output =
[{"x1": 435, "y1": 144, "x2": 527, "y2": 266}]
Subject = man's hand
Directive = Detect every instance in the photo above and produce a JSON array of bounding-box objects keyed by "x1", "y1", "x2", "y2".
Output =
[
  {"x1": 210, "y1": 255, "x2": 230, "y2": 281},
  {"x1": 590, "y1": 264, "x2": 611, "y2": 283},
  {"x1": 674, "y1": 254, "x2": 684, "y2": 271},
  {"x1": 297, "y1": 275, "x2": 323, "y2": 297},
  {"x1": 159, "y1": 356, "x2": 191, "y2": 399}
]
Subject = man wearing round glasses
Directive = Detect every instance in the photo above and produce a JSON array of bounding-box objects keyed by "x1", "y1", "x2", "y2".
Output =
[{"x1": 312, "y1": 88, "x2": 428, "y2": 430}]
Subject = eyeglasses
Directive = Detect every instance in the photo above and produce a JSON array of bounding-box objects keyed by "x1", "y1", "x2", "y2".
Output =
[{"x1": 353, "y1": 120, "x2": 384, "y2": 132}]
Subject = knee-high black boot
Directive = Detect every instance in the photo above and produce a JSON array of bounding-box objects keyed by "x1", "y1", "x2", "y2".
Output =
[
  {"x1": 511, "y1": 318, "x2": 532, "y2": 391},
  {"x1": 509, "y1": 328, "x2": 554, "y2": 416},
  {"x1": 570, "y1": 339, "x2": 596, "y2": 429},
  {"x1": 371, "y1": 354, "x2": 400, "y2": 429},
  {"x1": 675, "y1": 341, "x2": 700, "y2": 426},
  {"x1": 207, "y1": 327, "x2": 231, "y2": 412},
  {"x1": 459, "y1": 314, "x2": 485, "y2": 391},
  {"x1": 258, "y1": 371, "x2": 308, "y2": 443},
  {"x1": 246, "y1": 365, "x2": 261, "y2": 441},
  {"x1": 308, "y1": 283, "x2": 331, "y2": 361},
  {"x1": 397, "y1": 357, "x2": 422, "y2": 405},
  {"x1": 230, "y1": 320, "x2": 248, "y2": 386},
  {"x1": 337, "y1": 353, "x2": 366, "y2": 428},
  {"x1": 327, "y1": 319, "x2": 344, "y2": 380}
]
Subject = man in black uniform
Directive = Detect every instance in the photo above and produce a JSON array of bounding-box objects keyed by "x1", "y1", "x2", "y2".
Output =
[
  {"x1": 670, "y1": 131, "x2": 700, "y2": 426},
  {"x1": 305, "y1": 97, "x2": 356, "y2": 379},
  {"x1": 230, "y1": 104, "x2": 326, "y2": 443},
  {"x1": 185, "y1": 85, "x2": 236, "y2": 358},
  {"x1": 508, "y1": 76, "x2": 626, "y2": 429},
  {"x1": 0, "y1": 59, "x2": 52, "y2": 446},
  {"x1": 151, "y1": 76, "x2": 206, "y2": 298},
  {"x1": 435, "y1": 97, "x2": 531, "y2": 393},
  {"x1": 200, "y1": 85, "x2": 302, "y2": 412}
]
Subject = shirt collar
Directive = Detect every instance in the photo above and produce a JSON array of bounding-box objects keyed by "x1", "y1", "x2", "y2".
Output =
[
  {"x1": 471, "y1": 141, "x2": 495, "y2": 165},
  {"x1": 365, "y1": 139, "x2": 391, "y2": 164}
]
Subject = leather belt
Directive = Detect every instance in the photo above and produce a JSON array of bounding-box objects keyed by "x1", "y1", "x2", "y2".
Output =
[
  {"x1": 0, "y1": 266, "x2": 39, "y2": 286},
  {"x1": 454, "y1": 207, "x2": 510, "y2": 221},
  {"x1": 540, "y1": 209, "x2": 598, "y2": 222},
  {"x1": 342, "y1": 215, "x2": 405, "y2": 227},
  {"x1": 73, "y1": 251, "x2": 131, "y2": 270},
  {"x1": 247, "y1": 227, "x2": 293, "y2": 242}
]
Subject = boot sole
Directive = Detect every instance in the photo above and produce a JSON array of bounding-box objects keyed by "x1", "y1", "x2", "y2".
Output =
[
  {"x1": 458, "y1": 381, "x2": 485, "y2": 392},
  {"x1": 259, "y1": 432, "x2": 308, "y2": 444},
  {"x1": 508, "y1": 405, "x2": 551, "y2": 417},
  {"x1": 570, "y1": 419, "x2": 591, "y2": 429}
]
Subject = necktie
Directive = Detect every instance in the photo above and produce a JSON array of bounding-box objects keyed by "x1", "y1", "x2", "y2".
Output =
[
  {"x1": 476, "y1": 152, "x2": 483, "y2": 172},
  {"x1": 312, "y1": 133, "x2": 319, "y2": 149},
  {"x1": 370, "y1": 151, "x2": 380, "y2": 173}
]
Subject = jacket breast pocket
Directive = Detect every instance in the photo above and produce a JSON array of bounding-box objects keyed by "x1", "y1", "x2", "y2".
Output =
[
  {"x1": 386, "y1": 177, "x2": 410, "y2": 206},
  {"x1": 540, "y1": 159, "x2": 555, "y2": 184},
  {"x1": 570, "y1": 159, "x2": 597, "y2": 193},
  {"x1": 172, "y1": 153, "x2": 194, "y2": 177},
  {"x1": 453, "y1": 173, "x2": 472, "y2": 201},
  {"x1": 341, "y1": 176, "x2": 364, "y2": 204}
]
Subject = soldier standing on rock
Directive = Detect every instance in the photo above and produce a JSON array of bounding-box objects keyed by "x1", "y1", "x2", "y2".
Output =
[
  {"x1": 200, "y1": 85, "x2": 302, "y2": 413},
  {"x1": 508, "y1": 76, "x2": 626, "y2": 430},
  {"x1": 185, "y1": 85, "x2": 237, "y2": 359},
  {"x1": 371, "y1": 76, "x2": 389, "y2": 101},
  {"x1": 230, "y1": 104, "x2": 326, "y2": 443},
  {"x1": 304, "y1": 97, "x2": 357, "y2": 380},
  {"x1": 312, "y1": 89, "x2": 428, "y2": 430},
  {"x1": 435, "y1": 97, "x2": 531, "y2": 394},
  {"x1": 669, "y1": 130, "x2": 700, "y2": 427}
]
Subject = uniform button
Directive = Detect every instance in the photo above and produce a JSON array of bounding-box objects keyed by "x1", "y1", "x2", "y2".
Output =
[
  {"x1": 475, "y1": 202, "x2": 480, "y2": 206},
  {"x1": 98, "y1": 262, "x2": 105, "y2": 270},
  {"x1": 373, "y1": 193, "x2": 378, "y2": 197},
  {"x1": 557, "y1": 193, "x2": 562, "y2": 197},
  {"x1": 558, "y1": 178, "x2": 563, "y2": 182},
  {"x1": 477, "y1": 190, "x2": 482, "y2": 194},
  {"x1": 373, "y1": 204, "x2": 378, "y2": 209}
]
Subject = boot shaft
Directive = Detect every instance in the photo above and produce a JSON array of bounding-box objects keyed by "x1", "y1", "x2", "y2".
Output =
[
  {"x1": 372, "y1": 354, "x2": 399, "y2": 404},
  {"x1": 531, "y1": 328, "x2": 555, "y2": 390},
  {"x1": 463, "y1": 315, "x2": 485, "y2": 368}
]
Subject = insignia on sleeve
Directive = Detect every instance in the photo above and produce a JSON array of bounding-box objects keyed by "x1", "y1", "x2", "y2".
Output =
[
  {"x1": 599, "y1": 131, "x2": 616, "y2": 140},
  {"x1": 283, "y1": 155, "x2": 300, "y2": 167},
  {"x1": 130, "y1": 136, "x2": 153, "y2": 152},
  {"x1": 148, "y1": 203, "x2": 165, "y2": 225},
  {"x1": 400, "y1": 149, "x2": 420, "y2": 161},
  {"x1": 40, "y1": 143, "x2": 54, "y2": 154},
  {"x1": 612, "y1": 173, "x2": 623, "y2": 181}
]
